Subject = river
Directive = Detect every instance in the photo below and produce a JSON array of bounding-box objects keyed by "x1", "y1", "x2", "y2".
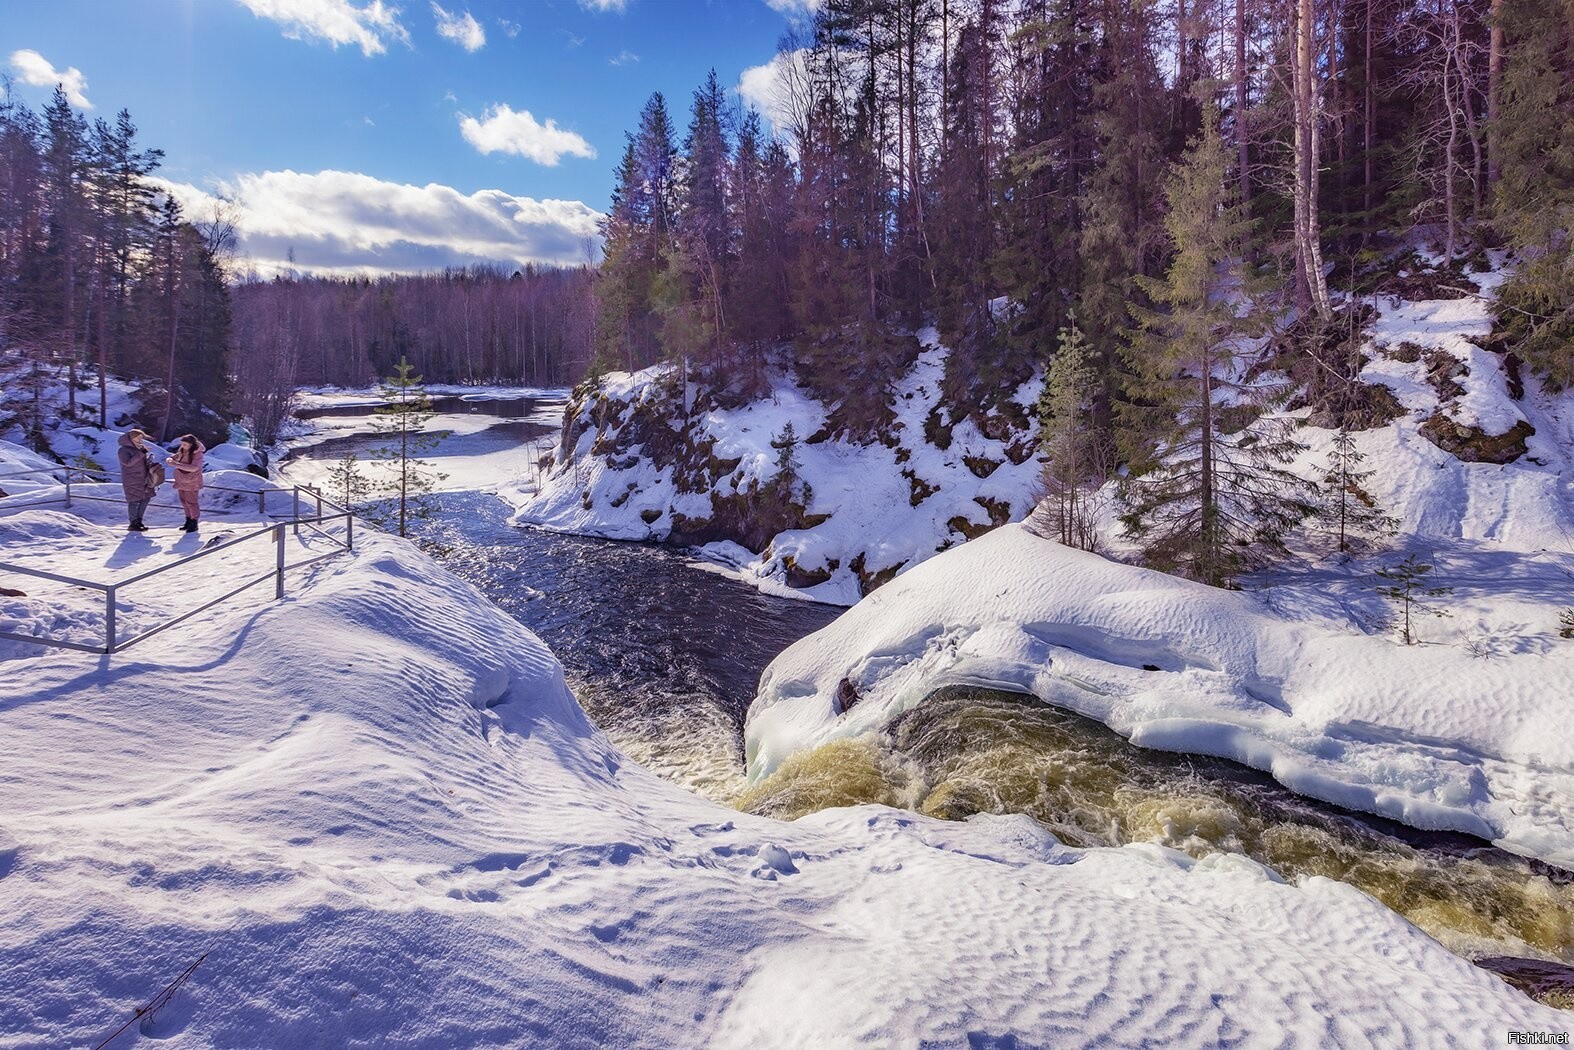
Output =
[{"x1": 281, "y1": 396, "x2": 1573, "y2": 1005}]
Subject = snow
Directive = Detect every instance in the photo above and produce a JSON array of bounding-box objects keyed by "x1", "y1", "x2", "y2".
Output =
[
  {"x1": 1366, "y1": 284, "x2": 1533, "y2": 438},
  {"x1": 511, "y1": 340, "x2": 1043, "y2": 605},
  {"x1": 293, "y1": 382, "x2": 571, "y2": 413},
  {"x1": 747, "y1": 523, "x2": 1574, "y2": 867},
  {"x1": 278, "y1": 391, "x2": 565, "y2": 498},
  {"x1": 1, "y1": 453, "x2": 1562, "y2": 1044}
]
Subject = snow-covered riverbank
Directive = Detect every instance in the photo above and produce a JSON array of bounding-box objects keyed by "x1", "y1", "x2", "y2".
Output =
[
  {"x1": 2, "y1": 454, "x2": 1563, "y2": 1045},
  {"x1": 275, "y1": 385, "x2": 566, "y2": 497}
]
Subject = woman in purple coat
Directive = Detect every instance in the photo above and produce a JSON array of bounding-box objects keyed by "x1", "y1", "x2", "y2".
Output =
[
  {"x1": 117, "y1": 429, "x2": 156, "y2": 531},
  {"x1": 170, "y1": 434, "x2": 205, "y2": 532}
]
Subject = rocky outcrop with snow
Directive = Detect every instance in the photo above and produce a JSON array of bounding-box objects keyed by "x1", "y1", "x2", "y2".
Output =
[{"x1": 508, "y1": 338, "x2": 1042, "y2": 605}]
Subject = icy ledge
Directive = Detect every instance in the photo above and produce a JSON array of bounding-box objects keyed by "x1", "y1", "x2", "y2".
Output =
[{"x1": 747, "y1": 524, "x2": 1574, "y2": 867}]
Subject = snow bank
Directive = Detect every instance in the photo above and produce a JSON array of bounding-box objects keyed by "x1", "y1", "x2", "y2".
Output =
[
  {"x1": 2, "y1": 503, "x2": 1560, "y2": 1044},
  {"x1": 748, "y1": 524, "x2": 1574, "y2": 867},
  {"x1": 511, "y1": 340, "x2": 1042, "y2": 605}
]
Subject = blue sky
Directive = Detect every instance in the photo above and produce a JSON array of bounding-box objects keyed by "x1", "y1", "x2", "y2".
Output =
[{"x1": 3, "y1": 0, "x2": 811, "y2": 275}]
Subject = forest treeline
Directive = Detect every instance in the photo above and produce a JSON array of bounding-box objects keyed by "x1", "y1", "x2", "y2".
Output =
[
  {"x1": 0, "y1": 88, "x2": 594, "y2": 447},
  {"x1": 595, "y1": 0, "x2": 1572, "y2": 582}
]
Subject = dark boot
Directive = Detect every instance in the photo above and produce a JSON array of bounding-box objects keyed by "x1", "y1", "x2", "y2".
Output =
[
  {"x1": 186, "y1": 518, "x2": 199, "y2": 533},
  {"x1": 131, "y1": 519, "x2": 148, "y2": 532}
]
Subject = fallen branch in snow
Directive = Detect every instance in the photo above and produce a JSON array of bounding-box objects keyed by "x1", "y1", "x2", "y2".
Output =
[{"x1": 92, "y1": 951, "x2": 208, "y2": 1050}]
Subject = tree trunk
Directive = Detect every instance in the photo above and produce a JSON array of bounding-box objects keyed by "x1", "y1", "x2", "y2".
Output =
[
  {"x1": 1236, "y1": 0, "x2": 1251, "y2": 206},
  {"x1": 1486, "y1": 0, "x2": 1503, "y2": 191},
  {"x1": 1293, "y1": 0, "x2": 1332, "y2": 318}
]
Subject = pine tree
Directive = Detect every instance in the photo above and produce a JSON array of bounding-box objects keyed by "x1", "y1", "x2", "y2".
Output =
[
  {"x1": 370, "y1": 358, "x2": 448, "y2": 537},
  {"x1": 1036, "y1": 313, "x2": 1102, "y2": 550},
  {"x1": 1374, "y1": 554, "x2": 1454, "y2": 645},
  {"x1": 1319, "y1": 425, "x2": 1397, "y2": 553},
  {"x1": 1558, "y1": 607, "x2": 1574, "y2": 639},
  {"x1": 1121, "y1": 107, "x2": 1316, "y2": 586}
]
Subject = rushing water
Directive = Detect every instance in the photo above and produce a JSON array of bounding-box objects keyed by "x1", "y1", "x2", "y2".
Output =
[
  {"x1": 413, "y1": 492, "x2": 838, "y2": 800},
  {"x1": 284, "y1": 404, "x2": 1574, "y2": 1004},
  {"x1": 739, "y1": 687, "x2": 1574, "y2": 980}
]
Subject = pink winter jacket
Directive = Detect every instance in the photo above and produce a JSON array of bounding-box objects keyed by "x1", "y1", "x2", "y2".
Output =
[{"x1": 171, "y1": 441, "x2": 205, "y2": 492}]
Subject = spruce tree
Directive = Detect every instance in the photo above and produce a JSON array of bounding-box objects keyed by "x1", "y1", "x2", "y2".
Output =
[
  {"x1": 1120, "y1": 107, "x2": 1315, "y2": 586},
  {"x1": 1491, "y1": 0, "x2": 1574, "y2": 389},
  {"x1": 326, "y1": 452, "x2": 373, "y2": 512},
  {"x1": 1319, "y1": 425, "x2": 1397, "y2": 554},
  {"x1": 1036, "y1": 313, "x2": 1102, "y2": 550},
  {"x1": 370, "y1": 358, "x2": 448, "y2": 538},
  {"x1": 1374, "y1": 554, "x2": 1454, "y2": 645}
]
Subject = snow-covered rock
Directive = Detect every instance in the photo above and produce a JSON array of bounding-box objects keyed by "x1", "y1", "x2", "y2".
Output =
[
  {"x1": 747, "y1": 524, "x2": 1574, "y2": 867},
  {"x1": 509, "y1": 339, "x2": 1042, "y2": 606}
]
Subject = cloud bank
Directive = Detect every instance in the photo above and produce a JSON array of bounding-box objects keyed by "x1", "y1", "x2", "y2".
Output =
[
  {"x1": 458, "y1": 104, "x2": 596, "y2": 166},
  {"x1": 158, "y1": 170, "x2": 602, "y2": 277},
  {"x1": 8, "y1": 49, "x2": 93, "y2": 109},
  {"x1": 234, "y1": 0, "x2": 410, "y2": 57}
]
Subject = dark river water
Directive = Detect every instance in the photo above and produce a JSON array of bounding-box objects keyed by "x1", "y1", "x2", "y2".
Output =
[{"x1": 284, "y1": 402, "x2": 1574, "y2": 1003}]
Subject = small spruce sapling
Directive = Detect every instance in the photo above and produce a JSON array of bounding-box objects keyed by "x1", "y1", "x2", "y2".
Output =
[
  {"x1": 1036, "y1": 313, "x2": 1102, "y2": 551},
  {"x1": 1374, "y1": 554, "x2": 1454, "y2": 645},
  {"x1": 326, "y1": 452, "x2": 374, "y2": 511},
  {"x1": 369, "y1": 358, "x2": 449, "y2": 537},
  {"x1": 1320, "y1": 426, "x2": 1397, "y2": 554},
  {"x1": 1559, "y1": 607, "x2": 1574, "y2": 640}
]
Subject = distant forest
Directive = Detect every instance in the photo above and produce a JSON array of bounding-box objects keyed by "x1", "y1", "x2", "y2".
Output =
[{"x1": 0, "y1": 88, "x2": 594, "y2": 447}]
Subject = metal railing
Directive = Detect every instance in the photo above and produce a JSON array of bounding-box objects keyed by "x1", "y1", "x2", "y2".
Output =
[
  {"x1": 0, "y1": 464, "x2": 310, "y2": 518},
  {"x1": 0, "y1": 472, "x2": 356, "y2": 655}
]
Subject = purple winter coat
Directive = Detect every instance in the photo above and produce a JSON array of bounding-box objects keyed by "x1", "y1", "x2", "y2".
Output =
[
  {"x1": 118, "y1": 433, "x2": 156, "y2": 502},
  {"x1": 172, "y1": 440, "x2": 205, "y2": 492}
]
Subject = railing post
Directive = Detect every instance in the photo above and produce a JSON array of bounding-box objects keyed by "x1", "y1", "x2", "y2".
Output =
[
  {"x1": 293, "y1": 488, "x2": 300, "y2": 536},
  {"x1": 105, "y1": 586, "x2": 116, "y2": 653},
  {"x1": 259, "y1": 488, "x2": 266, "y2": 515},
  {"x1": 275, "y1": 523, "x2": 286, "y2": 599},
  {"x1": 65, "y1": 469, "x2": 72, "y2": 509},
  {"x1": 346, "y1": 510, "x2": 354, "y2": 551}
]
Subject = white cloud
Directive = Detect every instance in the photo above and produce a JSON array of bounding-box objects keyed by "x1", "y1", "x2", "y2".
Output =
[
  {"x1": 234, "y1": 0, "x2": 410, "y2": 57},
  {"x1": 608, "y1": 50, "x2": 639, "y2": 66},
  {"x1": 156, "y1": 170, "x2": 603, "y2": 277},
  {"x1": 578, "y1": 0, "x2": 627, "y2": 12},
  {"x1": 761, "y1": 0, "x2": 822, "y2": 16},
  {"x1": 458, "y1": 104, "x2": 596, "y2": 166},
  {"x1": 496, "y1": 17, "x2": 521, "y2": 38},
  {"x1": 738, "y1": 50, "x2": 809, "y2": 136},
  {"x1": 431, "y1": 3, "x2": 485, "y2": 51},
  {"x1": 8, "y1": 49, "x2": 92, "y2": 109}
]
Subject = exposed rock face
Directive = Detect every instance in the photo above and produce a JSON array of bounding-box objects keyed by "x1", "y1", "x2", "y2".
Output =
[{"x1": 1419, "y1": 414, "x2": 1535, "y2": 464}]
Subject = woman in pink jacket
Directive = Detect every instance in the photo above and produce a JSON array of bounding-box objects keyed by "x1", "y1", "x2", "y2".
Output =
[{"x1": 170, "y1": 434, "x2": 205, "y2": 533}]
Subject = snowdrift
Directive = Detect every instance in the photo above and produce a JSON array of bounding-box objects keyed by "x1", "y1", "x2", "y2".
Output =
[
  {"x1": 2, "y1": 496, "x2": 1562, "y2": 1045},
  {"x1": 747, "y1": 524, "x2": 1574, "y2": 867}
]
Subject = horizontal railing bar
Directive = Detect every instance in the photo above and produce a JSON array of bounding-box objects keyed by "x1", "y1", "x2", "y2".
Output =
[
  {"x1": 114, "y1": 511, "x2": 354, "y2": 588},
  {"x1": 0, "y1": 562, "x2": 113, "y2": 591},
  {"x1": 114, "y1": 521, "x2": 287, "y2": 586},
  {"x1": 0, "y1": 497, "x2": 69, "y2": 513},
  {"x1": 0, "y1": 629, "x2": 106, "y2": 654},
  {"x1": 112, "y1": 570, "x2": 280, "y2": 652}
]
